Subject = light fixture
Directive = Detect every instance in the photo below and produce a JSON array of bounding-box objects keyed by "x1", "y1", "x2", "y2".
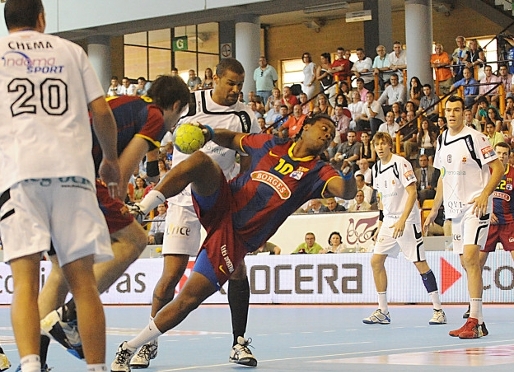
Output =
[{"x1": 304, "y1": 2, "x2": 349, "y2": 14}]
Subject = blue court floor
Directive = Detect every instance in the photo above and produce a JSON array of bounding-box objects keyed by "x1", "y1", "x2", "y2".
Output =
[{"x1": 1, "y1": 304, "x2": 514, "y2": 371}]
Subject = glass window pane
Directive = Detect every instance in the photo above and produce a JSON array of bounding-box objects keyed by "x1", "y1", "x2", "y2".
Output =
[
  {"x1": 282, "y1": 59, "x2": 304, "y2": 88},
  {"x1": 198, "y1": 22, "x2": 219, "y2": 54},
  {"x1": 149, "y1": 29, "x2": 171, "y2": 49},
  {"x1": 124, "y1": 32, "x2": 147, "y2": 46},
  {"x1": 149, "y1": 49, "x2": 171, "y2": 80},
  {"x1": 198, "y1": 54, "x2": 220, "y2": 80},
  {"x1": 124, "y1": 45, "x2": 148, "y2": 79},
  {"x1": 175, "y1": 51, "x2": 198, "y2": 81}
]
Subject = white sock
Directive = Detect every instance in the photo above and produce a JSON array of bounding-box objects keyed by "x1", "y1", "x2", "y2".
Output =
[
  {"x1": 87, "y1": 364, "x2": 107, "y2": 372},
  {"x1": 429, "y1": 291, "x2": 442, "y2": 310},
  {"x1": 20, "y1": 355, "x2": 40, "y2": 372},
  {"x1": 127, "y1": 319, "x2": 163, "y2": 350},
  {"x1": 470, "y1": 298, "x2": 483, "y2": 323},
  {"x1": 139, "y1": 190, "x2": 166, "y2": 214},
  {"x1": 378, "y1": 292, "x2": 388, "y2": 313}
]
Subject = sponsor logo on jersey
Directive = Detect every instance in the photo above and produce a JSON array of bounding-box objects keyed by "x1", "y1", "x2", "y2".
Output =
[
  {"x1": 481, "y1": 145, "x2": 495, "y2": 159},
  {"x1": 2, "y1": 50, "x2": 64, "y2": 74},
  {"x1": 404, "y1": 170, "x2": 415, "y2": 181},
  {"x1": 493, "y1": 191, "x2": 511, "y2": 201},
  {"x1": 509, "y1": 237, "x2": 514, "y2": 243},
  {"x1": 447, "y1": 154, "x2": 452, "y2": 163},
  {"x1": 251, "y1": 171, "x2": 291, "y2": 199},
  {"x1": 220, "y1": 244, "x2": 234, "y2": 275},
  {"x1": 166, "y1": 224, "x2": 191, "y2": 236}
]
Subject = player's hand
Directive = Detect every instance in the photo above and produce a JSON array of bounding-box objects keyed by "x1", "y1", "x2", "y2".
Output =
[
  {"x1": 490, "y1": 212, "x2": 498, "y2": 225},
  {"x1": 422, "y1": 209, "x2": 438, "y2": 235},
  {"x1": 390, "y1": 219, "x2": 406, "y2": 239},
  {"x1": 126, "y1": 203, "x2": 147, "y2": 225},
  {"x1": 469, "y1": 193, "x2": 489, "y2": 218},
  {"x1": 98, "y1": 158, "x2": 121, "y2": 199},
  {"x1": 196, "y1": 122, "x2": 214, "y2": 143}
]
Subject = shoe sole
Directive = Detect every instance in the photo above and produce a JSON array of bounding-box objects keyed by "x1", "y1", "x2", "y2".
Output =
[
  {"x1": 429, "y1": 321, "x2": 447, "y2": 325},
  {"x1": 362, "y1": 320, "x2": 390, "y2": 325},
  {"x1": 229, "y1": 357, "x2": 257, "y2": 367}
]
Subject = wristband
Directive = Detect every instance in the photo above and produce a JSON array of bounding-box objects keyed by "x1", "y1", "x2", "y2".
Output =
[
  {"x1": 204, "y1": 125, "x2": 215, "y2": 142},
  {"x1": 146, "y1": 160, "x2": 159, "y2": 177},
  {"x1": 139, "y1": 189, "x2": 166, "y2": 215},
  {"x1": 379, "y1": 210, "x2": 384, "y2": 221},
  {"x1": 338, "y1": 168, "x2": 353, "y2": 181}
]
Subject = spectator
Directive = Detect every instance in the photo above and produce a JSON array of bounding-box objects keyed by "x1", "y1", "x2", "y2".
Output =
[
  {"x1": 377, "y1": 74, "x2": 406, "y2": 113},
  {"x1": 479, "y1": 65, "x2": 501, "y2": 107},
  {"x1": 119, "y1": 76, "x2": 137, "y2": 96},
  {"x1": 280, "y1": 104, "x2": 306, "y2": 139},
  {"x1": 281, "y1": 86, "x2": 299, "y2": 110},
  {"x1": 414, "y1": 154, "x2": 440, "y2": 206},
  {"x1": 452, "y1": 35, "x2": 469, "y2": 82},
  {"x1": 450, "y1": 67, "x2": 478, "y2": 109},
  {"x1": 316, "y1": 52, "x2": 336, "y2": 105},
  {"x1": 465, "y1": 39, "x2": 485, "y2": 77},
  {"x1": 485, "y1": 122, "x2": 505, "y2": 148},
  {"x1": 409, "y1": 76, "x2": 422, "y2": 107},
  {"x1": 355, "y1": 77, "x2": 369, "y2": 102},
  {"x1": 332, "y1": 47, "x2": 352, "y2": 86},
  {"x1": 391, "y1": 101, "x2": 403, "y2": 123},
  {"x1": 107, "y1": 75, "x2": 122, "y2": 97},
  {"x1": 321, "y1": 197, "x2": 346, "y2": 212},
  {"x1": 355, "y1": 174, "x2": 373, "y2": 204},
  {"x1": 331, "y1": 104, "x2": 351, "y2": 136},
  {"x1": 302, "y1": 52, "x2": 318, "y2": 99},
  {"x1": 359, "y1": 132, "x2": 376, "y2": 166},
  {"x1": 147, "y1": 203, "x2": 167, "y2": 245},
  {"x1": 254, "y1": 56, "x2": 278, "y2": 105},
  {"x1": 332, "y1": 130, "x2": 361, "y2": 170},
  {"x1": 497, "y1": 64, "x2": 513, "y2": 98},
  {"x1": 437, "y1": 116, "x2": 448, "y2": 134},
  {"x1": 351, "y1": 48, "x2": 374, "y2": 92},
  {"x1": 265, "y1": 100, "x2": 282, "y2": 125},
  {"x1": 187, "y1": 69, "x2": 202, "y2": 91},
  {"x1": 355, "y1": 158, "x2": 372, "y2": 184},
  {"x1": 201, "y1": 67, "x2": 214, "y2": 90},
  {"x1": 348, "y1": 190, "x2": 372, "y2": 212},
  {"x1": 320, "y1": 232, "x2": 345, "y2": 254},
  {"x1": 359, "y1": 91, "x2": 385, "y2": 136},
  {"x1": 430, "y1": 43, "x2": 453, "y2": 95},
  {"x1": 372, "y1": 44, "x2": 391, "y2": 89},
  {"x1": 316, "y1": 93, "x2": 333, "y2": 116},
  {"x1": 250, "y1": 242, "x2": 281, "y2": 255},
  {"x1": 292, "y1": 232, "x2": 323, "y2": 254},
  {"x1": 388, "y1": 41, "x2": 407, "y2": 83},
  {"x1": 399, "y1": 110, "x2": 419, "y2": 160},
  {"x1": 299, "y1": 92, "x2": 311, "y2": 115},
  {"x1": 306, "y1": 199, "x2": 324, "y2": 214},
  {"x1": 463, "y1": 108, "x2": 480, "y2": 131},
  {"x1": 135, "y1": 77, "x2": 151, "y2": 96},
  {"x1": 265, "y1": 87, "x2": 282, "y2": 111},
  {"x1": 378, "y1": 111, "x2": 400, "y2": 140},
  {"x1": 348, "y1": 91, "x2": 364, "y2": 129},
  {"x1": 417, "y1": 117, "x2": 437, "y2": 160},
  {"x1": 133, "y1": 176, "x2": 147, "y2": 203},
  {"x1": 417, "y1": 84, "x2": 439, "y2": 122}
]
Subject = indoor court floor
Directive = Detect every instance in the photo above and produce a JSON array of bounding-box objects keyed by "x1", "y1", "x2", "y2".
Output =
[{"x1": 1, "y1": 304, "x2": 514, "y2": 371}]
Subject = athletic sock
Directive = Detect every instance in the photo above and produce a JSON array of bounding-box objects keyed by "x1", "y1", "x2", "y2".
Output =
[
  {"x1": 86, "y1": 364, "x2": 107, "y2": 372},
  {"x1": 429, "y1": 291, "x2": 442, "y2": 310},
  {"x1": 39, "y1": 334, "x2": 51, "y2": 366},
  {"x1": 228, "y1": 278, "x2": 250, "y2": 346},
  {"x1": 20, "y1": 354, "x2": 40, "y2": 372},
  {"x1": 126, "y1": 319, "x2": 163, "y2": 350},
  {"x1": 378, "y1": 292, "x2": 388, "y2": 313},
  {"x1": 470, "y1": 298, "x2": 483, "y2": 323}
]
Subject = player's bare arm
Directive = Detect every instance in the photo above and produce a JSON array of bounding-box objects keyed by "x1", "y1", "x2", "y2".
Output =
[
  {"x1": 90, "y1": 96, "x2": 121, "y2": 197},
  {"x1": 209, "y1": 128, "x2": 247, "y2": 152},
  {"x1": 469, "y1": 158, "x2": 504, "y2": 217},
  {"x1": 423, "y1": 176, "x2": 444, "y2": 234}
]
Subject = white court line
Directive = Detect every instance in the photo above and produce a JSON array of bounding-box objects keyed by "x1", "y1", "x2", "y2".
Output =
[{"x1": 291, "y1": 341, "x2": 372, "y2": 349}]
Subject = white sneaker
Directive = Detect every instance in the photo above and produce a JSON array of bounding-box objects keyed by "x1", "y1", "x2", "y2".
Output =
[
  {"x1": 429, "y1": 309, "x2": 447, "y2": 325},
  {"x1": 111, "y1": 341, "x2": 135, "y2": 372},
  {"x1": 0, "y1": 347, "x2": 10, "y2": 372},
  {"x1": 40, "y1": 308, "x2": 84, "y2": 359},
  {"x1": 229, "y1": 336, "x2": 257, "y2": 367},
  {"x1": 129, "y1": 340, "x2": 158, "y2": 369},
  {"x1": 362, "y1": 309, "x2": 391, "y2": 324}
]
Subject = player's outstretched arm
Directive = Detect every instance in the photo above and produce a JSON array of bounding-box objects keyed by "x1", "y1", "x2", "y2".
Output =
[
  {"x1": 208, "y1": 128, "x2": 246, "y2": 152},
  {"x1": 326, "y1": 170, "x2": 357, "y2": 201}
]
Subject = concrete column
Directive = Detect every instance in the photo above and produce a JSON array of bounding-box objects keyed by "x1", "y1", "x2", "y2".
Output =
[
  {"x1": 235, "y1": 14, "x2": 260, "y2": 96},
  {"x1": 87, "y1": 35, "x2": 112, "y2": 91},
  {"x1": 405, "y1": 0, "x2": 433, "y2": 86}
]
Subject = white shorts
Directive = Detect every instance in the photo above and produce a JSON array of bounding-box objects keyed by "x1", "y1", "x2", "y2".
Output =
[
  {"x1": 0, "y1": 178, "x2": 112, "y2": 266},
  {"x1": 161, "y1": 204, "x2": 201, "y2": 256},
  {"x1": 451, "y1": 209, "x2": 490, "y2": 254},
  {"x1": 374, "y1": 216, "x2": 426, "y2": 262}
]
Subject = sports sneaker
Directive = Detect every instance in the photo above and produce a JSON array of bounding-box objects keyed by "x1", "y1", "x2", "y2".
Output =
[
  {"x1": 129, "y1": 340, "x2": 158, "y2": 369},
  {"x1": 111, "y1": 341, "x2": 135, "y2": 372},
  {"x1": 463, "y1": 305, "x2": 470, "y2": 319},
  {"x1": 429, "y1": 309, "x2": 447, "y2": 325},
  {"x1": 229, "y1": 336, "x2": 257, "y2": 367},
  {"x1": 362, "y1": 309, "x2": 391, "y2": 324},
  {"x1": 0, "y1": 347, "x2": 10, "y2": 372},
  {"x1": 40, "y1": 308, "x2": 84, "y2": 359},
  {"x1": 15, "y1": 363, "x2": 51, "y2": 372},
  {"x1": 449, "y1": 317, "x2": 488, "y2": 339}
]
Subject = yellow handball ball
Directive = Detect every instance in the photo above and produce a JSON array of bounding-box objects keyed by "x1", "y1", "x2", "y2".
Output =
[{"x1": 172, "y1": 123, "x2": 205, "y2": 154}]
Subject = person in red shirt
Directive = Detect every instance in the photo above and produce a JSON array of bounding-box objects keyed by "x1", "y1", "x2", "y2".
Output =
[
  {"x1": 332, "y1": 47, "x2": 351, "y2": 84},
  {"x1": 281, "y1": 86, "x2": 299, "y2": 111},
  {"x1": 280, "y1": 104, "x2": 306, "y2": 139}
]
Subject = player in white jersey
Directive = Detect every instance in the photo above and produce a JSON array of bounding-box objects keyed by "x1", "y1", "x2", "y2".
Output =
[
  {"x1": 124, "y1": 58, "x2": 260, "y2": 370},
  {"x1": 0, "y1": 1, "x2": 120, "y2": 371},
  {"x1": 362, "y1": 132, "x2": 446, "y2": 326},
  {"x1": 424, "y1": 96, "x2": 504, "y2": 339}
]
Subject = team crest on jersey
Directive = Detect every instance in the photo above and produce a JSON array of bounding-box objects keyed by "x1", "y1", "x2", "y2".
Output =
[
  {"x1": 507, "y1": 184, "x2": 513, "y2": 191},
  {"x1": 289, "y1": 170, "x2": 304, "y2": 180},
  {"x1": 481, "y1": 145, "x2": 495, "y2": 159},
  {"x1": 251, "y1": 171, "x2": 292, "y2": 199},
  {"x1": 404, "y1": 170, "x2": 415, "y2": 181}
]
